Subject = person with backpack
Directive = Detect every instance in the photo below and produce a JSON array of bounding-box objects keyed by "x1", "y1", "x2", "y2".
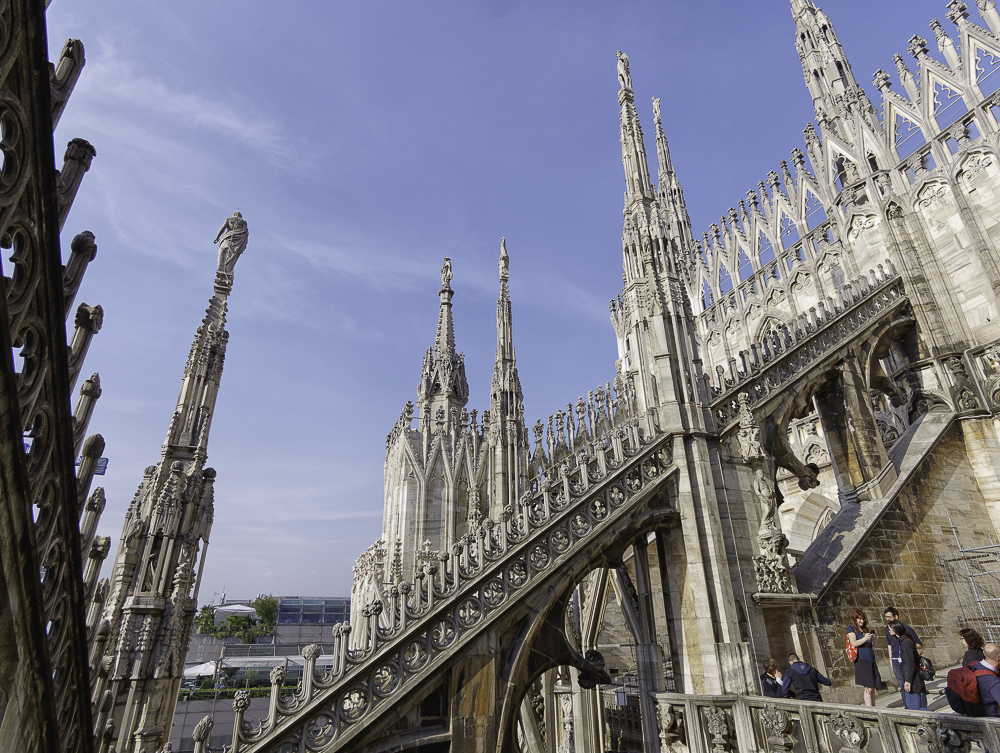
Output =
[
  {"x1": 780, "y1": 652, "x2": 832, "y2": 701},
  {"x1": 848, "y1": 609, "x2": 882, "y2": 707},
  {"x1": 890, "y1": 622, "x2": 927, "y2": 710},
  {"x1": 947, "y1": 642, "x2": 1000, "y2": 716}
]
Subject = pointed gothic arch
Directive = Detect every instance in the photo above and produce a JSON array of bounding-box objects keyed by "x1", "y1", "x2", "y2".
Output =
[
  {"x1": 737, "y1": 247, "x2": 753, "y2": 282},
  {"x1": 719, "y1": 263, "x2": 733, "y2": 295},
  {"x1": 778, "y1": 211, "x2": 800, "y2": 248},
  {"x1": 888, "y1": 103, "x2": 927, "y2": 159},
  {"x1": 754, "y1": 315, "x2": 786, "y2": 343},
  {"x1": 803, "y1": 192, "x2": 826, "y2": 233},
  {"x1": 701, "y1": 279, "x2": 714, "y2": 310},
  {"x1": 956, "y1": 148, "x2": 998, "y2": 188},
  {"x1": 927, "y1": 71, "x2": 969, "y2": 130}
]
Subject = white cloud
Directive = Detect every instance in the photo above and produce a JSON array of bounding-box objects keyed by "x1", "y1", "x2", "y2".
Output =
[{"x1": 77, "y1": 39, "x2": 307, "y2": 172}]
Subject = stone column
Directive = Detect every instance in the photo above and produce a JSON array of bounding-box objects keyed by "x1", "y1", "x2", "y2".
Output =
[
  {"x1": 449, "y1": 632, "x2": 499, "y2": 753},
  {"x1": 813, "y1": 354, "x2": 894, "y2": 503},
  {"x1": 632, "y1": 539, "x2": 667, "y2": 753}
]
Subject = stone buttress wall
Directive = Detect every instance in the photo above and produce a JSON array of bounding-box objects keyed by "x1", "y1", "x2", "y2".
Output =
[{"x1": 805, "y1": 423, "x2": 997, "y2": 703}]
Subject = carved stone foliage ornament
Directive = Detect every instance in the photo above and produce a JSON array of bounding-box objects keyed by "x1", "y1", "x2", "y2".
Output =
[
  {"x1": 916, "y1": 720, "x2": 971, "y2": 753},
  {"x1": 192, "y1": 715, "x2": 214, "y2": 742},
  {"x1": 760, "y1": 704, "x2": 795, "y2": 752},
  {"x1": 703, "y1": 707, "x2": 729, "y2": 753},
  {"x1": 961, "y1": 153, "x2": 993, "y2": 183},
  {"x1": 848, "y1": 214, "x2": 878, "y2": 241},
  {"x1": 657, "y1": 701, "x2": 687, "y2": 753},
  {"x1": 829, "y1": 711, "x2": 868, "y2": 753}
]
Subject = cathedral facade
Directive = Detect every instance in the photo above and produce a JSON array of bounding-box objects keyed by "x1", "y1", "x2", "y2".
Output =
[
  {"x1": 223, "y1": 1, "x2": 1000, "y2": 751},
  {"x1": 11, "y1": 1, "x2": 1000, "y2": 753}
]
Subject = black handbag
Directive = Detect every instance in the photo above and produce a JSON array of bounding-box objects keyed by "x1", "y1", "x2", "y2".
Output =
[{"x1": 918, "y1": 654, "x2": 935, "y2": 681}]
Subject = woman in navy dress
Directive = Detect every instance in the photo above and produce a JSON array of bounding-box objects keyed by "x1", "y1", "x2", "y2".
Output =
[{"x1": 847, "y1": 609, "x2": 882, "y2": 706}]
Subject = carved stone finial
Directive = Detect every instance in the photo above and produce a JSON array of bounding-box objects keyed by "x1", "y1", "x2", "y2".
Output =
[
  {"x1": 947, "y1": 1, "x2": 970, "y2": 23},
  {"x1": 192, "y1": 715, "x2": 214, "y2": 742},
  {"x1": 269, "y1": 665, "x2": 286, "y2": 686},
  {"x1": 232, "y1": 689, "x2": 251, "y2": 713},
  {"x1": 908, "y1": 35, "x2": 929, "y2": 58},
  {"x1": 704, "y1": 707, "x2": 729, "y2": 753}
]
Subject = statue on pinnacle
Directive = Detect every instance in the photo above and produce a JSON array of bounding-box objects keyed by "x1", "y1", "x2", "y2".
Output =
[
  {"x1": 441, "y1": 257, "x2": 453, "y2": 288},
  {"x1": 213, "y1": 210, "x2": 249, "y2": 280},
  {"x1": 499, "y1": 237, "x2": 509, "y2": 282},
  {"x1": 616, "y1": 50, "x2": 632, "y2": 93}
]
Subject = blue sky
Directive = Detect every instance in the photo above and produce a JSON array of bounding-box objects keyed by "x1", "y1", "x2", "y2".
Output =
[{"x1": 46, "y1": 0, "x2": 947, "y2": 601}]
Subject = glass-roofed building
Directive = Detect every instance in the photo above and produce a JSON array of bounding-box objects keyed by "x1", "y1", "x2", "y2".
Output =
[{"x1": 276, "y1": 596, "x2": 350, "y2": 625}]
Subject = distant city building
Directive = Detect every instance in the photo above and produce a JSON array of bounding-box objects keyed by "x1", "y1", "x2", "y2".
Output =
[
  {"x1": 277, "y1": 596, "x2": 350, "y2": 625},
  {"x1": 171, "y1": 595, "x2": 350, "y2": 752}
]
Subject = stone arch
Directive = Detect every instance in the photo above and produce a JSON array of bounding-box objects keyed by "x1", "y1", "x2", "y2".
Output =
[
  {"x1": 846, "y1": 212, "x2": 880, "y2": 242},
  {"x1": 813, "y1": 505, "x2": 835, "y2": 538},
  {"x1": 954, "y1": 147, "x2": 998, "y2": 186},
  {"x1": 495, "y1": 502, "x2": 683, "y2": 753},
  {"x1": 754, "y1": 315, "x2": 785, "y2": 343},
  {"x1": 911, "y1": 178, "x2": 952, "y2": 214}
]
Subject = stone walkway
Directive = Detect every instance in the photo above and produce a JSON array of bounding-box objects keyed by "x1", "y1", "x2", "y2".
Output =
[{"x1": 875, "y1": 663, "x2": 955, "y2": 713}]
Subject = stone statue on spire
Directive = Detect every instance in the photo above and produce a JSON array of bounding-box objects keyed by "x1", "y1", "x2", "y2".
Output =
[
  {"x1": 652, "y1": 96, "x2": 661, "y2": 121},
  {"x1": 441, "y1": 257, "x2": 453, "y2": 288},
  {"x1": 499, "y1": 237, "x2": 509, "y2": 282},
  {"x1": 213, "y1": 210, "x2": 249, "y2": 278},
  {"x1": 616, "y1": 50, "x2": 632, "y2": 93}
]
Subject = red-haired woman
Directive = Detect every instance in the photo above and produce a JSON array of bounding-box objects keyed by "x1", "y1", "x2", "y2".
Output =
[{"x1": 847, "y1": 609, "x2": 882, "y2": 706}]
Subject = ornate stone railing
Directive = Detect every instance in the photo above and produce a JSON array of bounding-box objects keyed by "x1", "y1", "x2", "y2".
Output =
[
  {"x1": 653, "y1": 691, "x2": 1000, "y2": 753},
  {"x1": 710, "y1": 261, "x2": 906, "y2": 431},
  {"x1": 228, "y1": 418, "x2": 674, "y2": 752},
  {"x1": 528, "y1": 375, "x2": 639, "y2": 478}
]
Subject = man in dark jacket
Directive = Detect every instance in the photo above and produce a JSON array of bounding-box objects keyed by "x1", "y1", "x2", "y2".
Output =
[
  {"x1": 977, "y1": 643, "x2": 1000, "y2": 717},
  {"x1": 780, "y1": 652, "x2": 832, "y2": 701},
  {"x1": 884, "y1": 606, "x2": 921, "y2": 703},
  {"x1": 891, "y1": 622, "x2": 927, "y2": 710}
]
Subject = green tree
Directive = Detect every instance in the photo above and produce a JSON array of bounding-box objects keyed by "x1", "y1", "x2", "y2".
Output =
[
  {"x1": 250, "y1": 594, "x2": 279, "y2": 631},
  {"x1": 193, "y1": 604, "x2": 216, "y2": 634}
]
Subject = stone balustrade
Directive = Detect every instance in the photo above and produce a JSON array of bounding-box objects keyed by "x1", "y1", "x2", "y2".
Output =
[
  {"x1": 653, "y1": 691, "x2": 1000, "y2": 753},
  {"x1": 710, "y1": 261, "x2": 905, "y2": 431}
]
